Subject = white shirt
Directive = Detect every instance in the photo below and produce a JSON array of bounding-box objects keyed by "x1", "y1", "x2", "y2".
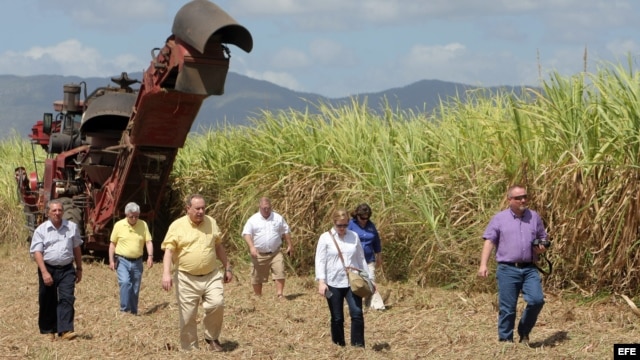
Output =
[
  {"x1": 242, "y1": 211, "x2": 290, "y2": 253},
  {"x1": 315, "y1": 228, "x2": 369, "y2": 288},
  {"x1": 30, "y1": 219, "x2": 83, "y2": 266}
]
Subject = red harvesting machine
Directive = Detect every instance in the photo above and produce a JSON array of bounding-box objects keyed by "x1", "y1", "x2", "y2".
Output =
[{"x1": 16, "y1": 0, "x2": 252, "y2": 253}]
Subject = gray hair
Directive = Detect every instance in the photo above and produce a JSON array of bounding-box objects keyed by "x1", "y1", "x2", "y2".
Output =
[
  {"x1": 124, "y1": 202, "x2": 140, "y2": 214},
  {"x1": 46, "y1": 199, "x2": 64, "y2": 212},
  {"x1": 185, "y1": 194, "x2": 205, "y2": 208}
]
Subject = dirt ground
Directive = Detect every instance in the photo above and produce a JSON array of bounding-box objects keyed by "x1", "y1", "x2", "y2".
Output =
[{"x1": 1, "y1": 243, "x2": 638, "y2": 359}]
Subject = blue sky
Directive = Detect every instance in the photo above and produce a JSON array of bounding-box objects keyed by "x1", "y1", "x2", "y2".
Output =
[{"x1": 1, "y1": 0, "x2": 639, "y2": 98}]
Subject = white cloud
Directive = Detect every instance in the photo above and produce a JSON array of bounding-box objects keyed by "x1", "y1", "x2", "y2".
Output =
[
  {"x1": 0, "y1": 40, "x2": 145, "y2": 77},
  {"x1": 245, "y1": 70, "x2": 302, "y2": 92},
  {"x1": 270, "y1": 48, "x2": 311, "y2": 69},
  {"x1": 308, "y1": 39, "x2": 357, "y2": 67},
  {"x1": 231, "y1": 0, "x2": 594, "y2": 25},
  {"x1": 36, "y1": 0, "x2": 169, "y2": 29},
  {"x1": 606, "y1": 39, "x2": 640, "y2": 58},
  {"x1": 390, "y1": 43, "x2": 538, "y2": 88}
]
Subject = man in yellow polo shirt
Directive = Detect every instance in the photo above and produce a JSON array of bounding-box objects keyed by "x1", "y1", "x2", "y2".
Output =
[
  {"x1": 161, "y1": 194, "x2": 232, "y2": 352},
  {"x1": 109, "y1": 202, "x2": 153, "y2": 315}
]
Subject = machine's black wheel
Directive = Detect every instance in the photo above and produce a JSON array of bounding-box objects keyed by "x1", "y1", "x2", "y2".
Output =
[{"x1": 58, "y1": 197, "x2": 83, "y2": 230}]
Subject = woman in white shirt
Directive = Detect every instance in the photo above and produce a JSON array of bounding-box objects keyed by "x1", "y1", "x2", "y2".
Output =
[{"x1": 315, "y1": 208, "x2": 370, "y2": 347}]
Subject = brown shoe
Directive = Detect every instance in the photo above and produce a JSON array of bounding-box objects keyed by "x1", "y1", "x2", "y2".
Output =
[
  {"x1": 60, "y1": 331, "x2": 77, "y2": 341},
  {"x1": 206, "y1": 339, "x2": 223, "y2": 352},
  {"x1": 48, "y1": 333, "x2": 56, "y2": 342}
]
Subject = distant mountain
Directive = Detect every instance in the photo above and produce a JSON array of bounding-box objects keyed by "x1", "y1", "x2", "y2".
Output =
[{"x1": 0, "y1": 72, "x2": 529, "y2": 138}]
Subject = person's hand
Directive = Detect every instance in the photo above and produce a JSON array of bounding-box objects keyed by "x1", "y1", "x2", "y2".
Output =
[
  {"x1": 108, "y1": 261, "x2": 116, "y2": 271},
  {"x1": 533, "y1": 244, "x2": 547, "y2": 255},
  {"x1": 146, "y1": 257, "x2": 154, "y2": 269},
  {"x1": 249, "y1": 247, "x2": 258, "y2": 258},
  {"x1": 477, "y1": 265, "x2": 489, "y2": 278},
  {"x1": 162, "y1": 274, "x2": 173, "y2": 291},
  {"x1": 42, "y1": 271, "x2": 53, "y2": 286},
  {"x1": 318, "y1": 283, "x2": 328, "y2": 297},
  {"x1": 75, "y1": 269, "x2": 82, "y2": 283},
  {"x1": 223, "y1": 270, "x2": 233, "y2": 283}
]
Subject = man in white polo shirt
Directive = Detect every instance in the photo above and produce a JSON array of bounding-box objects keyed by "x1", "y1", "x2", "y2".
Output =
[{"x1": 242, "y1": 197, "x2": 293, "y2": 298}]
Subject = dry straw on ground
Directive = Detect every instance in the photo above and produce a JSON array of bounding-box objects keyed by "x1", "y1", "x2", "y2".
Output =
[{"x1": 1, "y1": 242, "x2": 638, "y2": 359}]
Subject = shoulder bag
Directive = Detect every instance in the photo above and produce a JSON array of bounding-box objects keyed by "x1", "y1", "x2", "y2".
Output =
[{"x1": 330, "y1": 232, "x2": 373, "y2": 298}]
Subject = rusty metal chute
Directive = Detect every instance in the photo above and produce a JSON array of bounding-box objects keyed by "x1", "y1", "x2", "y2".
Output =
[{"x1": 172, "y1": 0, "x2": 253, "y2": 54}]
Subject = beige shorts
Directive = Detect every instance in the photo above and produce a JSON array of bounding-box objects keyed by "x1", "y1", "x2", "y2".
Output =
[{"x1": 251, "y1": 251, "x2": 285, "y2": 284}]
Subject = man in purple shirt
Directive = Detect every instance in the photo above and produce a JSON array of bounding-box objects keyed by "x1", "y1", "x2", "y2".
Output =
[{"x1": 478, "y1": 185, "x2": 549, "y2": 345}]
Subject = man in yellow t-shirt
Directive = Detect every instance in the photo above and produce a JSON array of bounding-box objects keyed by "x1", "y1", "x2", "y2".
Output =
[
  {"x1": 161, "y1": 194, "x2": 232, "y2": 352},
  {"x1": 109, "y1": 202, "x2": 153, "y2": 315}
]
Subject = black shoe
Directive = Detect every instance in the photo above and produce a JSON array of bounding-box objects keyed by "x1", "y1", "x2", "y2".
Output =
[
  {"x1": 519, "y1": 335, "x2": 530, "y2": 345},
  {"x1": 205, "y1": 338, "x2": 223, "y2": 352}
]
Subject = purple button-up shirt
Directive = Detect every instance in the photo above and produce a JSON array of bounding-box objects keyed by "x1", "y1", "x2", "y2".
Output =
[{"x1": 482, "y1": 208, "x2": 547, "y2": 263}]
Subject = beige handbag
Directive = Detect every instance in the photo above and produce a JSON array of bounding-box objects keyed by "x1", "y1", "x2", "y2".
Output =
[{"x1": 330, "y1": 232, "x2": 373, "y2": 298}]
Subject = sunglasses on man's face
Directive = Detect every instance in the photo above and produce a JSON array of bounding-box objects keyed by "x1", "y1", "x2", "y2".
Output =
[
  {"x1": 358, "y1": 216, "x2": 370, "y2": 221},
  {"x1": 335, "y1": 223, "x2": 348, "y2": 228},
  {"x1": 511, "y1": 195, "x2": 528, "y2": 201}
]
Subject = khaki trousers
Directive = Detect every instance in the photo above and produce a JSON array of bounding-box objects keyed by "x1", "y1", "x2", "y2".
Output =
[{"x1": 175, "y1": 270, "x2": 224, "y2": 350}]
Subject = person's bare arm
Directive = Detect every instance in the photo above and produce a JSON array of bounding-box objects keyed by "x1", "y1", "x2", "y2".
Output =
[
  {"x1": 108, "y1": 242, "x2": 116, "y2": 271},
  {"x1": 162, "y1": 249, "x2": 173, "y2": 291},
  {"x1": 145, "y1": 241, "x2": 154, "y2": 268},
  {"x1": 216, "y1": 242, "x2": 233, "y2": 283},
  {"x1": 477, "y1": 240, "x2": 495, "y2": 277},
  {"x1": 243, "y1": 234, "x2": 258, "y2": 258},
  {"x1": 33, "y1": 251, "x2": 53, "y2": 286},
  {"x1": 73, "y1": 246, "x2": 83, "y2": 283},
  {"x1": 283, "y1": 233, "x2": 293, "y2": 257}
]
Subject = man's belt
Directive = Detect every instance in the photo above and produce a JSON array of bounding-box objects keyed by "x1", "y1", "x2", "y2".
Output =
[
  {"x1": 499, "y1": 262, "x2": 533, "y2": 268},
  {"x1": 45, "y1": 262, "x2": 73, "y2": 269},
  {"x1": 116, "y1": 254, "x2": 142, "y2": 262}
]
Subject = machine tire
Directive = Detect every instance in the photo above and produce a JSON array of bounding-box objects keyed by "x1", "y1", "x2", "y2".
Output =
[
  {"x1": 64, "y1": 207, "x2": 83, "y2": 226},
  {"x1": 59, "y1": 197, "x2": 74, "y2": 208}
]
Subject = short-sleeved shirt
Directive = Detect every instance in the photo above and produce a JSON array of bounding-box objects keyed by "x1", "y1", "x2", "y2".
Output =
[
  {"x1": 482, "y1": 208, "x2": 547, "y2": 263},
  {"x1": 161, "y1": 215, "x2": 221, "y2": 275},
  {"x1": 241, "y1": 211, "x2": 290, "y2": 253},
  {"x1": 110, "y1": 218, "x2": 152, "y2": 258},
  {"x1": 30, "y1": 219, "x2": 83, "y2": 266},
  {"x1": 347, "y1": 218, "x2": 381, "y2": 263}
]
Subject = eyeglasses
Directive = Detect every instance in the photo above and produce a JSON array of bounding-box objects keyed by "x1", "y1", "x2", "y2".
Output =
[
  {"x1": 335, "y1": 223, "x2": 348, "y2": 228},
  {"x1": 511, "y1": 195, "x2": 528, "y2": 201},
  {"x1": 127, "y1": 215, "x2": 139, "y2": 219},
  {"x1": 358, "y1": 216, "x2": 370, "y2": 221}
]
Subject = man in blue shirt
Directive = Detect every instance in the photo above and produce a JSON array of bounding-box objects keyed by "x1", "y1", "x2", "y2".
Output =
[
  {"x1": 478, "y1": 185, "x2": 548, "y2": 345},
  {"x1": 30, "y1": 199, "x2": 84, "y2": 341}
]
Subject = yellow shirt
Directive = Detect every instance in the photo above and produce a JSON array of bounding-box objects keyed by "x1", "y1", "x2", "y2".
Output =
[
  {"x1": 161, "y1": 215, "x2": 221, "y2": 275},
  {"x1": 110, "y1": 218, "x2": 152, "y2": 258}
]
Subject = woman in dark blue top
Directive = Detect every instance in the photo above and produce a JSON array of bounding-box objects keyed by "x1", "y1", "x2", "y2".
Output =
[{"x1": 348, "y1": 203, "x2": 385, "y2": 310}]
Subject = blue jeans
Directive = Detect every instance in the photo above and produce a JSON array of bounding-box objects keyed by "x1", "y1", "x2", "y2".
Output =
[
  {"x1": 326, "y1": 286, "x2": 365, "y2": 347},
  {"x1": 38, "y1": 263, "x2": 76, "y2": 335},
  {"x1": 116, "y1": 257, "x2": 143, "y2": 314},
  {"x1": 496, "y1": 263, "x2": 545, "y2": 341}
]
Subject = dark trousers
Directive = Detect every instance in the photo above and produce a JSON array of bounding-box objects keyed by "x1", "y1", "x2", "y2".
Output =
[
  {"x1": 326, "y1": 285, "x2": 365, "y2": 347},
  {"x1": 38, "y1": 264, "x2": 76, "y2": 335}
]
